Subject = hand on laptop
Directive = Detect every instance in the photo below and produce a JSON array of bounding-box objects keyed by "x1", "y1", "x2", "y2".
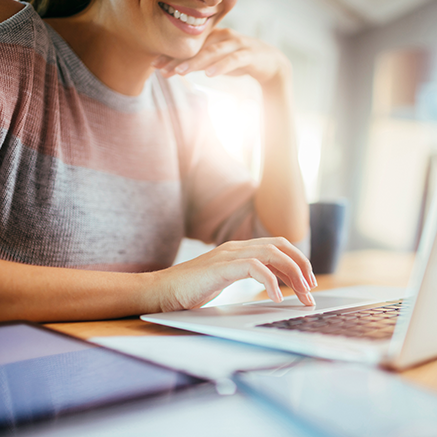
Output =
[{"x1": 153, "y1": 237, "x2": 317, "y2": 312}]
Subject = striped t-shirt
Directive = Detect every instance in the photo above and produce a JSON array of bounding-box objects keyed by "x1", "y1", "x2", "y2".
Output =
[{"x1": 0, "y1": 3, "x2": 266, "y2": 273}]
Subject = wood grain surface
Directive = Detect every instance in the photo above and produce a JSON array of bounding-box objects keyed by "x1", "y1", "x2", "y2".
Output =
[{"x1": 45, "y1": 250, "x2": 437, "y2": 393}]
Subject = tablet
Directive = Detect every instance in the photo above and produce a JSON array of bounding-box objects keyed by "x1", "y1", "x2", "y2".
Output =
[
  {"x1": 233, "y1": 361, "x2": 437, "y2": 437},
  {"x1": 0, "y1": 321, "x2": 208, "y2": 431}
]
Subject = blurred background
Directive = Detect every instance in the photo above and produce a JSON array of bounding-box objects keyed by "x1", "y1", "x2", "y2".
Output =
[{"x1": 175, "y1": 0, "x2": 437, "y2": 293}]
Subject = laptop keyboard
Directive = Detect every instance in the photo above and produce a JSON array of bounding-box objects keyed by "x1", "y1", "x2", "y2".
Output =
[{"x1": 256, "y1": 300, "x2": 406, "y2": 340}]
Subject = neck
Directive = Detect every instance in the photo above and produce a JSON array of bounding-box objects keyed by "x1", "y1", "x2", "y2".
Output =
[{"x1": 45, "y1": 14, "x2": 156, "y2": 96}]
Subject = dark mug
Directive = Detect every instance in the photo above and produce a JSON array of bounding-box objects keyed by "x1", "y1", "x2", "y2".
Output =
[{"x1": 310, "y1": 200, "x2": 348, "y2": 274}]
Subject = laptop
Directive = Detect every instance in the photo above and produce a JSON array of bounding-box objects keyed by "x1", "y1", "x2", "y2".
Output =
[{"x1": 141, "y1": 193, "x2": 437, "y2": 370}]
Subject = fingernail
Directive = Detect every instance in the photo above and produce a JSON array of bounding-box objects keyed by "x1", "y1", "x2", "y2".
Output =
[
  {"x1": 310, "y1": 271, "x2": 318, "y2": 288},
  {"x1": 175, "y1": 63, "x2": 189, "y2": 74},
  {"x1": 277, "y1": 288, "x2": 284, "y2": 303},
  {"x1": 299, "y1": 292, "x2": 315, "y2": 306},
  {"x1": 300, "y1": 277, "x2": 311, "y2": 292},
  {"x1": 307, "y1": 293, "x2": 316, "y2": 306},
  {"x1": 205, "y1": 66, "x2": 216, "y2": 76}
]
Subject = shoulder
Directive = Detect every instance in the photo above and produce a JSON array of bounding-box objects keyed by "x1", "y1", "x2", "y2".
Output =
[
  {"x1": 0, "y1": 1, "x2": 48, "y2": 43},
  {"x1": 0, "y1": 1, "x2": 54, "y2": 64},
  {"x1": 0, "y1": 2, "x2": 55, "y2": 118},
  {"x1": 0, "y1": 0, "x2": 25, "y2": 23}
]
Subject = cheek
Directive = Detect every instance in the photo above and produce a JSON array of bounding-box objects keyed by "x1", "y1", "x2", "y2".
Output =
[{"x1": 223, "y1": 0, "x2": 238, "y2": 14}]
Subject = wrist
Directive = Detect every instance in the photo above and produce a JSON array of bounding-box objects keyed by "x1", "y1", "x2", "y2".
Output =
[
  {"x1": 130, "y1": 271, "x2": 165, "y2": 314},
  {"x1": 141, "y1": 268, "x2": 185, "y2": 313},
  {"x1": 261, "y1": 55, "x2": 292, "y2": 95}
]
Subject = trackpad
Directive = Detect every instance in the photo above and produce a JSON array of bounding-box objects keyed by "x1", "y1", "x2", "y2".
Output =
[{"x1": 245, "y1": 295, "x2": 373, "y2": 313}]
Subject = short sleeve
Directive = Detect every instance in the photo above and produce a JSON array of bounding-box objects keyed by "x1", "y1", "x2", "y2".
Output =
[
  {"x1": 184, "y1": 125, "x2": 264, "y2": 244},
  {"x1": 162, "y1": 76, "x2": 269, "y2": 245},
  {"x1": 0, "y1": 3, "x2": 53, "y2": 150}
]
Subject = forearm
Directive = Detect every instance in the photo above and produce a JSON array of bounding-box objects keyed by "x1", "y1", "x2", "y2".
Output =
[
  {"x1": 0, "y1": 260, "x2": 162, "y2": 322},
  {"x1": 255, "y1": 61, "x2": 309, "y2": 243},
  {"x1": 0, "y1": 236, "x2": 317, "y2": 320}
]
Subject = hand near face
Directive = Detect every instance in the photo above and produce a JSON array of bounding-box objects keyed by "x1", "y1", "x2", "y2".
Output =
[{"x1": 153, "y1": 28, "x2": 291, "y2": 85}]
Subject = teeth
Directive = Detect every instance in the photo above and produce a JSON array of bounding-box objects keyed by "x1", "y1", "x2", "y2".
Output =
[{"x1": 159, "y1": 3, "x2": 208, "y2": 26}]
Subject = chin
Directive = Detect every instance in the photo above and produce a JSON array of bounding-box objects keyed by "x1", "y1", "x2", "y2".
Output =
[{"x1": 163, "y1": 37, "x2": 205, "y2": 60}]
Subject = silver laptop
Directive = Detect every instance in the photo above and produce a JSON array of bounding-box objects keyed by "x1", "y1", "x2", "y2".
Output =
[{"x1": 141, "y1": 194, "x2": 437, "y2": 371}]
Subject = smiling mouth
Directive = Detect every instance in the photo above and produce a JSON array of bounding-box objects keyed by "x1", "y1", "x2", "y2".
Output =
[{"x1": 158, "y1": 2, "x2": 210, "y2": 26}]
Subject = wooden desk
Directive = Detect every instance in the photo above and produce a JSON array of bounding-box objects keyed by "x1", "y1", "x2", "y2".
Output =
[{"x1": 45, "y1": 250, "x2": 437, "y2": 394}]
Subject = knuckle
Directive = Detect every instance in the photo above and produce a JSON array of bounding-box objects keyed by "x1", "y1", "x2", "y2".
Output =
[
  {"x1": 235, "y1": 36, "x2": 245, "y2": 47},
  {"x1": 207, "y1": 43, "x2": 224, "y2": 56},
  {"x1": 303, "y1": 258, "x2": 312, "y2": 270},
  {"x1": 265, "y1": 243, "x2": 277, "y2": 253},
  {"x1": 247, "y1": 257, "x2": 262, "y2": 269},
  {"x1": 276, "y1": 236, "x2": 289, "y2": 246},
  {"x1": 230, "y1": 51, "x2": 243, "y2": 62},
  {"x1": 221, "y1": 240, "x2": 237, "y2": 251},
  {"x1": 221, "y1": 28, "x2": 234, "y2": 38},
  {"x1": 218, "y1": 241, "x2": 230, "y2": 252}
]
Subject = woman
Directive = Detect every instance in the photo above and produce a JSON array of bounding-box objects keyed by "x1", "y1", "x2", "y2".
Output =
[{"x1": 0, "y1": 0, "x2": 316, "y2": 322}]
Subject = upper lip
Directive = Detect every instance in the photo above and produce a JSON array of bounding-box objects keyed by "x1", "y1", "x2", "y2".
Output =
[{"x1": 162, "y1": 2, "x2": 217, "y2": 19}]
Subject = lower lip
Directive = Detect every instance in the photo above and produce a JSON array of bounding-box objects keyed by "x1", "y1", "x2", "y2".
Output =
[{"x1": 162, "y1": 10, "x2": 210, "y2": 35}]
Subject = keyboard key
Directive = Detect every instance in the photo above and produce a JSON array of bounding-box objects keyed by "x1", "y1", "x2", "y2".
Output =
[
  {"x1": 363, "y1": 331, "x2": 393, "y2": 340},
  {"x1": 326, "y1": 318, "x2": 344, "y2": 324},
  {"x1": 255, "y1": 301, "x2": 403, "y2": 340}
]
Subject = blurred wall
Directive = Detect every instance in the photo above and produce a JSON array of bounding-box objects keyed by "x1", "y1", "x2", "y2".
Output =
[
  {"x1": 179, "y1": 0, "x2": 437, "y2": 259},
  {"x1": 221, "y1": 0, "x2": 348, "y2": 201},
  {"x1": 327, "y1": 0, "x2": 437, "y2": 250}
]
